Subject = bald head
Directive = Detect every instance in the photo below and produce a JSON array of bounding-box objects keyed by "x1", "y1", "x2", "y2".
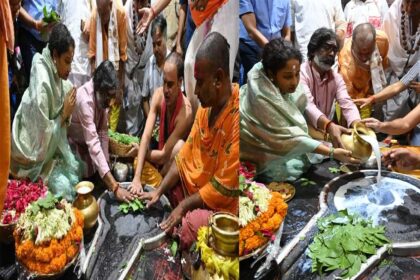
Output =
[
  {"x1": 352, "y1": 23, "x2": 376, "y2": 46},
  {"x1": 352, "y1": 23, "x2": 377, "y2": 63},
  {"x1": 165, "y1": 51, "x2": 184, "y2": 80},
  {"x1": 196, "y1": 32, "x2": 230, "y2": 77}
]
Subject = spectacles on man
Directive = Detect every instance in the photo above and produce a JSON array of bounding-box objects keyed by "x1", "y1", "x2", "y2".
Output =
[{"x1": 320, "y1": 43, "x2": 338, "y2": 54}]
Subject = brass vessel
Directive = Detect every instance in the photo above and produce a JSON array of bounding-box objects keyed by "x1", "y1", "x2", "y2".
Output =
[
  {"x1": 73, "y1": 181, "x2": 99, "y2": 230},
  {"x1": 341, "y1": 122, "x2": 377, "y2": 162},
  {"x1": 210, "y1": 212, "x2": 239, "y2": 257}
]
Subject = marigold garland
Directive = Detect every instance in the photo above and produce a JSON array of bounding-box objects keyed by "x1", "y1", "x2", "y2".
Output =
[
  {"x1": 239, "y1": 192, "x2": 288, "y2": 256},
  {"x1": 14, "y1": 208, "x2": 84, "y2": 275}
]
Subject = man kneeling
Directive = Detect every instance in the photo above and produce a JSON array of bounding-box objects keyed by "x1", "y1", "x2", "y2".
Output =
[
  {"x1": 139, "y1": 32, "x2": 239, "y2": 250},
  {"x1": 130, "y1": 52, "x2": 193, "y2": 203}
]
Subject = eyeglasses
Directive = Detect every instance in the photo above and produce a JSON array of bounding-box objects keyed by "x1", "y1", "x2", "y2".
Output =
[{"x1": 320, "y1": 44, "x2": 339, "y2": 54}]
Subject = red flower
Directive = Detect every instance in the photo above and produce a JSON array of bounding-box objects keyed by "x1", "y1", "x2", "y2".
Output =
[{"x1": 1, "y1": 179, "x2": 47, "y2": 224}]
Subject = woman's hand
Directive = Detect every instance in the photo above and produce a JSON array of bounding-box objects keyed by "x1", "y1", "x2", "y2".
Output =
[
  {"x1": 333, "y1": 148, "x2": 361, "y2": 165},
  {"x1": 62, "y1": 87, "x2": 76, "y2": 121}
]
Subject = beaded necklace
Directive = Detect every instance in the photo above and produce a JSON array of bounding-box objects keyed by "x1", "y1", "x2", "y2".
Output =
[{"x1": 400, "y1": 9, "x2": 420, "y2": 55}]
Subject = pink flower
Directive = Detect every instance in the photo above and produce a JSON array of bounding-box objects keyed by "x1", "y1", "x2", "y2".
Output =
[{"x1": 2, "y1": 212, "x2": 12, "y2": 224}]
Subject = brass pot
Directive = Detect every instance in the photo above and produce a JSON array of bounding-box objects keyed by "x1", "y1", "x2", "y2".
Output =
[
  {"x1": 210, "y1": 212, "x2": 239, "y2": 257},
  {"x1": 73, "y1": 181, "x2": 99, "y2": 230},
  {"x1": 341, "y1": 122, "x2": 377, "y2": 162}
]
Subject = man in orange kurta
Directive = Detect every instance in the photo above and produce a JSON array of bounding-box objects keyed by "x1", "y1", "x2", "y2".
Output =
[
  {"x1": 0, "y1": 0, "x2": 14, "y2": 214},
  {"x1": 140, "y1": 32, "x2": 239, "y2": 249},
  {"x1": 338, "y1": 23, "x2": 389, "y2": 119}
]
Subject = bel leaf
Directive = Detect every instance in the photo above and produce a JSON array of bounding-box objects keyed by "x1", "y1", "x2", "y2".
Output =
[{"x1": 170, "y1": 240, "x2": 178, "y2": 257}]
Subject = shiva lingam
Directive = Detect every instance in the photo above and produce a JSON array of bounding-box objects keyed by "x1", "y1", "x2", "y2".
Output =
[
  {"x1": 73, "y1": 181, "x2": 99, "y2": 230},
  {"x1": 209, "y1": 212, "x2": 239, "y2": 257},
  {"x1": 274, "y1": 170, "x2": 420, "y2": 279},
  {"x1": 341, "y1": 122, "x2": 377, "y2": 162}
]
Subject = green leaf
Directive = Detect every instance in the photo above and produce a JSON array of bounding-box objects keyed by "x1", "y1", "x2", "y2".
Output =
[
  {"x1": 308, "y1": 211, "x2": 389, "y2": 278},
  {"x1": 109, "y1": 130, "x2": 140, "y2": 145},
  {"x1": 170, "y1": 240, "x2": 178, "y2": 257},
  {"x1": 119, "y1": 199, "x2": 145, "y2": 214},
  {"x1": 328, "y1": 167, "x2": 341, "y2": 174},
  {"x1": 131, "y1": 202, "x2": 140, "y2": 211}
]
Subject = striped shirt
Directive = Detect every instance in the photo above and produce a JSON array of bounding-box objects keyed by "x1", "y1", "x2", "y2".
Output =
[{"x1": 401, "y1": 61, "x2": 420, "y2": 86}]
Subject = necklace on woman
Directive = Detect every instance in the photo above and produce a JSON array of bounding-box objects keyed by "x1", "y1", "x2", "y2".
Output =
[{"x1": 400, "y1": 9, "x2": 420, "y2": 55}]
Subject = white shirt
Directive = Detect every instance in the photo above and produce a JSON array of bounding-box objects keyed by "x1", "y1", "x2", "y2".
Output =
[
  {"x1": 344, "y1": 0, "x2": 389, "y2": 37},
  {"x1": 292, "y1": 0, "x2": 347, "y2": 60},
  {"x1": 57, "y1": 0, "x2": 92, "y2": 87}
]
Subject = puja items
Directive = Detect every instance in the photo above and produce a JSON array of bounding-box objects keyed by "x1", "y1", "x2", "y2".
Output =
[
  {"x1": 193, "y1": 226, "x2": 239, "y2": 280},
  {"x1": 73, "y1": 181, "x2": 99, "y2": 230},
  {"x1": 108, "y1": 130, "x2": 139, "y2": 157},
  {"x1": 239, "y1": 176, "x2": 288, "y2": 258},
  {"x1": 0, "y1": 179, "x2": 47, "y2": 243},
  {"x1": 209, "y1": 212, "x2": 239, "y2": 257},
  {"x1": 14, "y1": 192, "x2": 84, "y2": 276}
]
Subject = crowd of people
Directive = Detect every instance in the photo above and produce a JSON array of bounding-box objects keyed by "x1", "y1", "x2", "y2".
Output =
[{"x1": 0, "y1": 0, "x2": 419, "y2": 264}]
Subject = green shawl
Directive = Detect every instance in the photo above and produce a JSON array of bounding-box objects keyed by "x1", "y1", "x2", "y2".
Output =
[
  {"x1": 11, "y1": 47, "x2": 81, "y2": 201},
  {"x1": 240, "y1": 62, "x2": 320, "y2": 182}
]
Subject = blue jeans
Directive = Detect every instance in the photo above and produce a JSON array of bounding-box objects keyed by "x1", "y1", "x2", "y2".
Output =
[{"x1": 239, "y1": 39, "x2": 260, "y2": 85}]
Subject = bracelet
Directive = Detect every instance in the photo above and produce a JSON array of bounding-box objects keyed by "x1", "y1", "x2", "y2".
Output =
[
  {"x1": 325, "y1": 120, "x2": 334, "y2": 133},
  {"x1": 150, "y1": 6, "x2": 156, "y2": 19},
  {"x1": 329, "y1": 146, "x2": 335, "y2": 160},
  {"x1": 112, "y1": 183, "x2": 119, "y2": 194}
]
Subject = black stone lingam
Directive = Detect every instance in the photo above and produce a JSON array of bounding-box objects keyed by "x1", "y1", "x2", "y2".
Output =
[
  {"x1": 277, "y1": 170, "x2": 420, "y2": 280},
  {"x1": 84, "y1": 184, "x2": 171, "y2": 280}
]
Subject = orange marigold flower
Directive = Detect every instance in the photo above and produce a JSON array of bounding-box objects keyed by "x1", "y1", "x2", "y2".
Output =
[
  {"x1": 248, "y1": 221, "x2": 261, "y2": 231},
  {"x1": 245, "y1": 235, "x2": 266, "y2": 251},
  {"x1": 239, "y1": 227, "x2": 254, "y2": 241}
]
